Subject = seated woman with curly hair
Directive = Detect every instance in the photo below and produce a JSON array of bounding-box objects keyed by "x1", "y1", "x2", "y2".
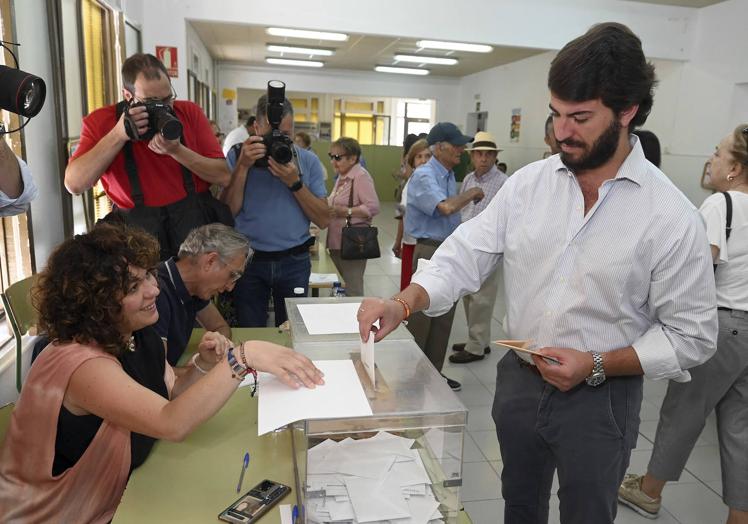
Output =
[{"x1": 0, "y1": 222, "x2": 323, "y2": 523}]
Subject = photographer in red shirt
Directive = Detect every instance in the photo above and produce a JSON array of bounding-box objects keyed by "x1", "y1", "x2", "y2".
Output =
[{"x1": 65, "y1": 53, "x2": 230, "y2": 259}]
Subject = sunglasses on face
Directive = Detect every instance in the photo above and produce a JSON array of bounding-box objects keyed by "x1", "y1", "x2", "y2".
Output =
[{"x1": 328, "y1": 153, "x2": 348, "y2": 161}]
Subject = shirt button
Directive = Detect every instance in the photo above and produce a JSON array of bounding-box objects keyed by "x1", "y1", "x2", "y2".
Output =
[
  {"x1": 733, "y1": 330, "x2": 739, "y2": 335},
  {"x1": 545, "y1": 311, "x2": 552, "y2": 317}
]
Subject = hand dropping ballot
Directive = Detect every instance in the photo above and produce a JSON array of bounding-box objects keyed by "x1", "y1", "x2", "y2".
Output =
[{"x1": 360, "y1": 332, "x2": 375, "y2": 388}]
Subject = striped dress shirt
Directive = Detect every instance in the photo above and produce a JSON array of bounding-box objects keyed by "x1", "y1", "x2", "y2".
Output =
[
  {"x1": 460, "y1": 165, "x2": 509, "y2": 222},
  {"x1": 412, "y1": 138, "x2": 717, "y2": 382}
]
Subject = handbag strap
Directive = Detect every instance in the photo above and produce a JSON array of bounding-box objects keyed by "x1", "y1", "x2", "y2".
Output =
[
  {"x1": 723, "y1": 191, "x2": 733, "y2": 242},
  {"x1": 346, "y1": 178, "x2": 355, "y2": 228}
]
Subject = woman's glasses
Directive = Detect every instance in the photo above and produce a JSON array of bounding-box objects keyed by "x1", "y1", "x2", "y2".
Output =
[{"x1": 328, "y1": 153, "x2": 348, "y2": 161}]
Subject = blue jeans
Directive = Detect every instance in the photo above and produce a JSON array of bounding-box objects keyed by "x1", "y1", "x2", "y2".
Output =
[{"x1": 233, "y1": 252, "x2": 311, "y2": 327}]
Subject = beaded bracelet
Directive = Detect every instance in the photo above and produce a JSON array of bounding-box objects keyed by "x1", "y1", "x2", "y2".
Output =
[
  {"x1": 392, "y1": 297, "x2": 411, "y2": 321},
  {"x1": 238, "y1": 342, "x2": 259, "y2": 397},
  {"x1": 227, "y1": 347, "x2": 250, "y2": 381},
  {"x1": 191, "y1": 353, "x2": 209, "y2": 374}
]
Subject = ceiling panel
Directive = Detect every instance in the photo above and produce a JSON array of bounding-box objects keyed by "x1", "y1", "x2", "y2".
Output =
[{"x1": 189, "y1": 21, "x2": 545, "y2": 78}]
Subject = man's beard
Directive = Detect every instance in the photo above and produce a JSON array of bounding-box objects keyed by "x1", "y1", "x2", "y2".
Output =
[{"x1": 560, "y1": 118, "x2": 621, "y2": 173}]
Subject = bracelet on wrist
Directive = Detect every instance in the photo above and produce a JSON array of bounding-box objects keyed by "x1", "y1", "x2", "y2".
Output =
[
  {"x1": 392, "y1": 297, "x2": 411, "y2": 321},
  {"x1": 227, "y1": 347, "x2": 250, "y2": 381},
  {"x1": 289, "y1": 179, "x2": 303, "y2": 192},
  {"x1": 191, "y1": 353, "x2": 210, "y2": 375}
]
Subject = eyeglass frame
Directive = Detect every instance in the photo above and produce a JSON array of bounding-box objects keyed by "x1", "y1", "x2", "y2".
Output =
[
  {"x1": 219, "y1": 250, "x2": 252, "y2": 283},
  {"x1": 328, "y1": 153, "x2": 349, "y2": 161},
  {"x1": 126, "y1": 83, "x2": 178, "y2": 106}
]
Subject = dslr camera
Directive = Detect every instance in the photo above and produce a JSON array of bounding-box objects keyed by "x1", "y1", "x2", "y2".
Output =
[
  {"x1": 124, "y1": 99, "x2": 183, "y2": 142},
  {"x1": 254, "y1": 80, "x2": 294, "y2": 168}
]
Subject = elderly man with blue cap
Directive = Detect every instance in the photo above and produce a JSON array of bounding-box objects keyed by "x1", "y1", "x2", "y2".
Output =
[{"x1": 403, "y1": 122, "x2": 485, "y2": 391}]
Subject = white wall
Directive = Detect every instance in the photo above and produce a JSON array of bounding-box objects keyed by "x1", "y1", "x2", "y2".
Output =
[
  {"x1": 185, "y1": 22, "x2": 216, "y2": 88},
  {"x1": 217, "y1": 65, "x2": 461, "y2": 135}
]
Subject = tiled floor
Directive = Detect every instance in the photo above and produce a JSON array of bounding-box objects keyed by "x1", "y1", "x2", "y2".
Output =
[{"x1": 354, "y1": 203, "x2": 729, "y2": 524}]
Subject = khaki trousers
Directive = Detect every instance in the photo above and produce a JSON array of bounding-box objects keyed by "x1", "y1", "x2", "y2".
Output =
[
  {"x1": 406, "y1": 241, "x2": 456, "y2": 371},
  {"x1": 328, "y1": 249, "x2": 367, "y2": 297},
  {"x1": 462, "y1": 267, "x2": 501, "y2": 355}
]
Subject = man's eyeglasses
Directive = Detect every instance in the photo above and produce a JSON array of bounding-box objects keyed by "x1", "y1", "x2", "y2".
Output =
[
  {"x1": 130, "y1": 84, "x2": 177, "y2": 105},
  {"x1": 328, "y1": 153, "x2": 348, "y2": 161}
]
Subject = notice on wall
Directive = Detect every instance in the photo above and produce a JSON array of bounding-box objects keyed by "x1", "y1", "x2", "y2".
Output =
[
  {"x1": 156, "y1": 46, "x2": 178, "y2": 77},
  {"x1": 510, "y1": 108, "x2": 521, "y2": 143}
]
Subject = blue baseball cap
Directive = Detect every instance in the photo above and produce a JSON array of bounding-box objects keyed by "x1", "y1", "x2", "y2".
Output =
[{"x1": 427, "y1": 122, "x2": 474, "y2": 146}]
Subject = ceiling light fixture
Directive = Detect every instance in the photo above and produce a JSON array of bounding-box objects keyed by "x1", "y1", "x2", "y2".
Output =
[
  {"x1": 394, "y1": 54, "x2": 458, "y2": 65},
  {"x1": 266, "y1": 27, "x2": 348, "y2": 42},
  {"x1": 416, "y1": 40, "x2": 493, "y2": 53},
  {"x1": 266, "y1": 58, "x2": 324, "y2": 68},
  {"x1": 375, "y1": 66, "x2": 430, "y2": 76},
  {"x1": 267, "y1": 45, "x2": 334, "y2": 56}
]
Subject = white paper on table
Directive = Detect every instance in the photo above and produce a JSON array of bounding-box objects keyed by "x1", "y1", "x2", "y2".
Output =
[
  {"x1": 297, "y1": 302, "x2": 361, "y2": 335},
  {"x1": 258, "y1": 360, "x2": 372, "y2": 435},
  {"x1": 361, "y1": 331, "x2": 375, "y2": 387},
  {"x1": 279, "y1": 504, "x2": 293, "y2": 524},
  {"x1": 344, "y1": 477, "x2": 410, "y2": 523},
  {"x1": 309, "y1": 272, "x2": 340, "y2": 284}
]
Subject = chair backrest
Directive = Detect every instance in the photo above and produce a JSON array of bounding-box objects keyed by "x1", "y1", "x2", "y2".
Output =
[{"x1": 1, "y1": 274, "x2": 38, "y2": 391}]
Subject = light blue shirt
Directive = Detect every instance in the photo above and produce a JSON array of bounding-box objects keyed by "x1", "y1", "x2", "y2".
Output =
[
  {"x1": 404, "y1": 156, "x2": 460, "y2": 242},
  {"x1": 227, "y1": 145, "x2": 326, "y2": 251},
  {"x1": 412, "y1": 137, "x2": 717, "y2": 382},
  {"x1": 0, "y1": 157, "x2": 37, "y2": 217}
]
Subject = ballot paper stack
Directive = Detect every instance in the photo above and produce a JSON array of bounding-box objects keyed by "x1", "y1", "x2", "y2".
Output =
[{"x1": 305, "y1": 432, "x2": 444, "y2": 524}]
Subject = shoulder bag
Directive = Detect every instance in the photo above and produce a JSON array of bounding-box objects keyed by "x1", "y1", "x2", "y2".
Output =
[{"x1": 340, "y1": 178, "x2": 380, "y2": 260}]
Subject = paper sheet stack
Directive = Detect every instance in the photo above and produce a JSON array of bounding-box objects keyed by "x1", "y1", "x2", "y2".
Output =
[{"x1": 305, "y1": 432, "x2": 445, "y2": 524}]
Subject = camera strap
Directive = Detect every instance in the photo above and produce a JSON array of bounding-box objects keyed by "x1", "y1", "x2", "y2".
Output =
[{"x1": 115, "y1": 100, "x2": 196, "y2": 207}]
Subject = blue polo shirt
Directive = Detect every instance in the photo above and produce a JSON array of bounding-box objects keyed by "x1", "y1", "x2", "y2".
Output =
[
  {"x1": 404, "y1": 156, "x2": 461, "y2": 242},
  {"x1": 154, "y1": 258, "x2": 210, "y2": 366},
  {"x1": 227, "y1": 145, "x2": 326, "y2": 251}
]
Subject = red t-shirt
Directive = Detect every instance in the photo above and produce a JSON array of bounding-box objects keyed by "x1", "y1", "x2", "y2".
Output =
[{"x1": 72, "y1": 100, "x2": 224, "y2": 208}]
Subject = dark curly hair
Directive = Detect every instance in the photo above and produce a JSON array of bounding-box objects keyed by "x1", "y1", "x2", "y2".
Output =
[
  {"x1": 548, "y1": 22, "x2": 657, "y2": 129},
  {"x1": 33, "y1": 222, "x2": 160, "y2": 356}
]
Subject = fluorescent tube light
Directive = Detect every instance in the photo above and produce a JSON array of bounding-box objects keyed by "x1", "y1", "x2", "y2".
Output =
[
  {"x1": 266, "y1": 58, "x2": 324, "y2": 68},
  {"x1": 267, "y1": 45, "x2": 334, "y2": 56},
  {"x1": 416, "y1": 40, "x2": 493, "y2": 53},
  {"x1": 375, "y1": 66, "x2": 429, "y2": 76},
  {"x1": 266, "y1": 27, "x2": 348, "y2": 42},
  {"x1": 394, "y1": 54, "x2": 458, "y2": 65}
]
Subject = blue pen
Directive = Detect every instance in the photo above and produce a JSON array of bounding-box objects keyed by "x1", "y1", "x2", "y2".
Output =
[
  {"x1": 236, "y1": 452, "x2": 250, "y2": 493},
  {"x1": 292, "y1": 505, "x2": 298, "y2": 524}
]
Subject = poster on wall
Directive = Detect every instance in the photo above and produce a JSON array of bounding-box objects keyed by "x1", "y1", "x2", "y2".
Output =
[
  {"x1": 156, "y1": 46, "x2": 178, "y2": 77},
  {"x1": 510, "y1": 108, "x2": 521, "y2": 142}
]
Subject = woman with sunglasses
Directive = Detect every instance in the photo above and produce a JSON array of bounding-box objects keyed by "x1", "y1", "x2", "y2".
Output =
[
  {"x1": 326, "y1": 137, "x2": 381, "y2": 296},
  {"x1": 0, "y1": 222, "x2": 324, "y2": 523},
  {"x1": 619, "y1": 125, "x2": 748, "y2": 523}
]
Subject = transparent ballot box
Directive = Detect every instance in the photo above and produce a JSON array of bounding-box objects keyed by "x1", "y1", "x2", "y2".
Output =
[
  {"x1": 289, "y1": 340, "x2": 468, "y2": 524},
  {"x1": 285, "y1": 296, "x2": 413, "y2": 345}
]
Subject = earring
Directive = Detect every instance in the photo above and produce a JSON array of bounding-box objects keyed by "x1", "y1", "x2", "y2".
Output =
[{"x1": 728, "y1": 176, "x2": 735, "y2": 181}]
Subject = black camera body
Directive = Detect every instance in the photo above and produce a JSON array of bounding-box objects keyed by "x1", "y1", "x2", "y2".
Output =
[
  {"x1": 124, "y1": 100, "x2": 183, "y2": 141},
  {"x1": 253, "y1": 80, "x2": 293, "y2": 168}
]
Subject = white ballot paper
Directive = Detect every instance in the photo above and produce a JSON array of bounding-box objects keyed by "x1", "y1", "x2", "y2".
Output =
[
  {"x1": 297, "y1": 302, "x2": 361, "y2": 335},
  {"x1": 360, "y1": 332, "x2": 375, "y2": 387},
  {"x1": 258, "y1": 360, "x2": 372, "y2": 435}
]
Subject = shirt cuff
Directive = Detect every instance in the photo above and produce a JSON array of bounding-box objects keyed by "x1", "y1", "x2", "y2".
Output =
[
  {"x1": 632, "y1": 325, "x2": 691, "y2": 383},
  {"x1": 410, "y1": 258, "x2": 455, "y2": 317}
]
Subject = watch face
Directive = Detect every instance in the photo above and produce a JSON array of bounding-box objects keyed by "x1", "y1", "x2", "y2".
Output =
[{"x1": 586, "y1": 373, "x2": 605, "y2": 387}]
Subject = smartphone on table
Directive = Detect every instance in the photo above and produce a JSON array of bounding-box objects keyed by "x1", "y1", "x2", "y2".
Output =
[{"x1": 218, "y1": 479, "x2": 292, "y2": 523}]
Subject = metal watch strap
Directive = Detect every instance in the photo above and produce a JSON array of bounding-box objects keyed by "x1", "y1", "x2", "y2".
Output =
[{"x1": 585, "y1": 351, "x2": 606, "y2": 386}]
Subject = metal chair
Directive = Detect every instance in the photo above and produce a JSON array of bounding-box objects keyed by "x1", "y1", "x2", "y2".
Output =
[{"x1": 1, "y1": 275, "x2": 38, "y2": 392}]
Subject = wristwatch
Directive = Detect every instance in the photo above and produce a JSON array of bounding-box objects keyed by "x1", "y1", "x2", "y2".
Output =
[
  {"x1": 289, "y1": 179, "x2": 303, "y2": 192},
  {"x1": 585, "y1": 351, "x2": 606, "y2": 386}
]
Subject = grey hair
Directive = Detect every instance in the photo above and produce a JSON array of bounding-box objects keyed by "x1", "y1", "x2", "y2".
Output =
[
  {"x1": 256, "y1": 94, "x2": 294, "y2": 122},
  {"x1": 178, "y1": 223, "x2": 251, "y2": 261}
]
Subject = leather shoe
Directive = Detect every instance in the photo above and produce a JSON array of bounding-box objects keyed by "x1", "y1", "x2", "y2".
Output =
[
  {"x1": 449, "y1": 351, "x2": 485, "y2": 364},
  {"x1": 451, "y1": 343, "x2": 490, "y2": 354}
]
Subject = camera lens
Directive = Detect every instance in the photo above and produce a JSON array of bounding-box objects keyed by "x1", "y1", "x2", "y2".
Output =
[
  {"x1": 154, "y1": 109, "x2": 183, "y2": 140},
  {"x1": 270, "y1": 142, "x2": 293, "y2": 164}
]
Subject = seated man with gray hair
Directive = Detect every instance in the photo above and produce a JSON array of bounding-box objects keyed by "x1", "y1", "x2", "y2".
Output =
[{"x1": 155, "y1": 223, "x2": 251, "y2": 365}]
